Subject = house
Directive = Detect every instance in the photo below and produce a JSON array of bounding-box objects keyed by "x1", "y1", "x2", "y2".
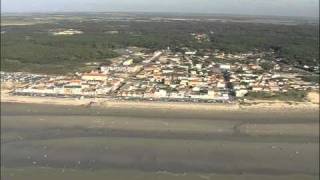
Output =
[
  {"x1": 185, "y1": 51, "x2": 197, "y2": 55},
  {"x1": 52, "y1": 29, "x2": 83, "y2": 36},
  {"x1": 236, "y1": 89, "x2": 248, "y2": 97},
  {"x1": 215, "y1": 53, "x2": 225, "y2": 59},
  {"x1": 217, "y1": 81, "x2": 226, "y2": 88},
  {"x1": 270, "y1": 86, "x2": 280, "y2": 92},
  {"x1": 220, "y1": 64, "x2": 231, "y2": 70},
  {"x1": 123, "y1": 59, "x2": 134, "y2": 66},
  {"x1": 63, "y1": 85, "x2": 82, "y2": 95},
  {"x1": 208, "y1": 89, "x2": 215, "y2": 98},
  {"x1": 192, "y1": 86, "x2": 201, "y2": 92},
  {"x1": 252, "y1": 86, "x2": 263, "y2": 92},
  {"x1": 196, "y1": 64, "x2": 202, "y2": 70},
  {"x1": 82, "y1": 72, "x2": 107, "y2": 81},
  {"x1": 154, "y1": 89, "x2": 167, "y2": 98}
]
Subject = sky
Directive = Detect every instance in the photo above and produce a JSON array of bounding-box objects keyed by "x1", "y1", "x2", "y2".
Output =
[{"x1": 1, "y1": 0, "x2": 319, "y2": 17}]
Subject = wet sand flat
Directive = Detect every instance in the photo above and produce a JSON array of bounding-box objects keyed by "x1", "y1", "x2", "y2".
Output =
[
  {"x1": 1, "y1": 103, "x2": 319, "y2": 180},
  {"x1": 2, "y1": 167, "x2": 317, "y2": 180}
]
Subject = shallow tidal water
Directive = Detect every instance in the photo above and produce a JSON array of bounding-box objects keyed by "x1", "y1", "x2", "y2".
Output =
[{"x1": 1, "y1": 103, "x2": 319, "y2": 180}]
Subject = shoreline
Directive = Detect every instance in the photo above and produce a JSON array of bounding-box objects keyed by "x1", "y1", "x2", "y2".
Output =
[{"x1": 1, "y1": 93, "x2": 319, "y2": 112}]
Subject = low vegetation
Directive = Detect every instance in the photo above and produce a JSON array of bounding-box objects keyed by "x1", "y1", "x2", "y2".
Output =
[
  {"x1": 245, "y1": 90, "x2": 308, "y2": 102},
  {"x1": 299, "y1": 75, "x2": 320, "y2": 83}
]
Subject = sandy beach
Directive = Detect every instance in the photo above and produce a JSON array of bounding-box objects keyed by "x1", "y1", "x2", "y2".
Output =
[
  {"x1": 1, "y1": 91, "x2": 319, "y2": 112},
  {"x1": 1, "y1": 91, "x2": 92, "y2": 106}
]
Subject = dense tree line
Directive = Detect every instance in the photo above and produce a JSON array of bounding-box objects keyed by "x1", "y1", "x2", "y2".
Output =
[{"x1": 1, "y1": 19, "x2": 318, "y2": 74}]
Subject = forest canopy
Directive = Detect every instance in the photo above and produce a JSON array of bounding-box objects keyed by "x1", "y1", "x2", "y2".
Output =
[{"x1": 1, "y1": 17, "x2": 319, "y2": 74}]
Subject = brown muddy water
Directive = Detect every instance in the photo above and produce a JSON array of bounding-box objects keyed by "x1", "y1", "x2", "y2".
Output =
[{"x1": 1, "y1": 103, "x2": 319, "y2": 180}]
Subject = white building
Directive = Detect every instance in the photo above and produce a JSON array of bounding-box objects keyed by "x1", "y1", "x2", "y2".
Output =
[
  {"x1": 185, "y1": 51, "x2": 197, "y2": 55},
  {"x1": 217, "y1": 81, "x2": 226, "y2": 88},
  {"x1": 236, "y1": 89, "x2": 248, "y2": 97},
  {"x1": 82, "y1": 73, "x2": 107, "y2": 81},
  {"x1": 220, "y1": 64, "x2": 231, "y2": 70},
  {"x1": 52, "y1": 29, "x2": 83, "y2": 36},
  {"x1": 154, "y1": 89, "x2": 167, "y2": 98},
  {"x1": 123, "y1": 59, "x2": 134, "y2": 66}
]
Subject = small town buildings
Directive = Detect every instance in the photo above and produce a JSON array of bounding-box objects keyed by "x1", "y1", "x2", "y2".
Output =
[{"x1": 82, "y1": 72, "x2": 107, "y2": 81}]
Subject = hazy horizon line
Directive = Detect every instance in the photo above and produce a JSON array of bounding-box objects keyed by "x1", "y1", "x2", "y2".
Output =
[{"x1": 1, "y1": 11, "x2": 319, "y2": 19}]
